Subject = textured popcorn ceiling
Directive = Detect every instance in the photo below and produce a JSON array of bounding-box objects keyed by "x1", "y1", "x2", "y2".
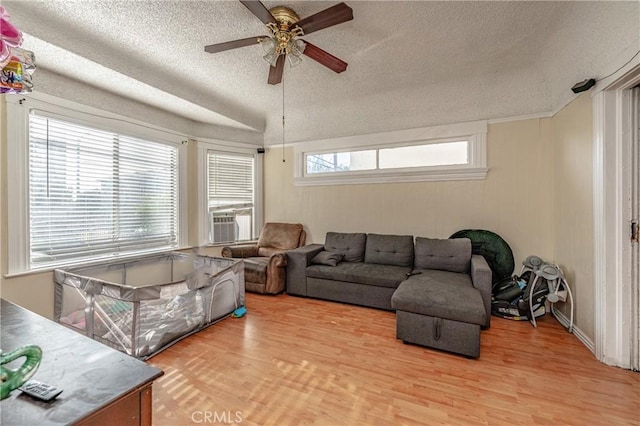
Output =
[{"x1": 4, "y1": 1, "x2": 639, "y2": 145}]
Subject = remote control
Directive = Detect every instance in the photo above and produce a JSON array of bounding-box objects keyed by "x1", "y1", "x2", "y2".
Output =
[{"x1": 19, "y1": 380, "x2": 63, "y2": 401}]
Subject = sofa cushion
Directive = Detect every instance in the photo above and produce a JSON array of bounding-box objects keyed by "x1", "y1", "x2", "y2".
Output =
[
  {"x1": 391, "y1": 270, "x2": 486, "y2": 325},
  {"x1": 325, "y1": 232, "x2": 367, "y2": 262},
  {"x1": 306, "y1": 262, "x2": 410, "y2": 289},
  {"x1": 365, "y1": 234, "x2": 414, "y2": 267},
  {"x1": 414, "y1": 237, "x2": 471, "y2": 273},
  {"x1": 311, "y1": 251, "x2": 344, "y2": 266},
  {"x1": 258, "y1": 222, "x2": 304, "y2": 250}
]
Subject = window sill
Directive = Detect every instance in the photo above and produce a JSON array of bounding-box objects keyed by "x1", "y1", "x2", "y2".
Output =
[
  {"x1": 294, "y1": 167, "x2": 489, "y2": 187},
  {"x1": 4, "y1": 247, "x2": 187, "y2": 279}
]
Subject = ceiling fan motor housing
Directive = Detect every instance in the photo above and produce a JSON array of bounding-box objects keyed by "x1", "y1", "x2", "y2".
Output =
[
  {"x1": 269, "y1": 6, "x2": 300, "y2": 29},
  {"x1": 266, "y1": 6, "x2": 304, "y2": 55}
]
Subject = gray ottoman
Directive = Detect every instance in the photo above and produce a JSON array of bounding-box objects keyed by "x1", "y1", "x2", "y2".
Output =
[{"x1": 391, "y1": 270, "x2": 487, "y2": 358}]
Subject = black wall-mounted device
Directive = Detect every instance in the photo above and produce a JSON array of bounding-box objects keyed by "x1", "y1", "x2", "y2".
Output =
[
  {"x1": 571, "y1": 78, "x2": 596, "y2": 94},
  {"x1": 257, "y1": 147, "x2": 265, "y2": 154}
]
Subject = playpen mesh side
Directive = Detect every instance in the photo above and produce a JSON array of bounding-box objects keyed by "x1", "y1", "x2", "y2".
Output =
[{"x1": 54, "y1": 253, "x2": 244, "y2": 358}]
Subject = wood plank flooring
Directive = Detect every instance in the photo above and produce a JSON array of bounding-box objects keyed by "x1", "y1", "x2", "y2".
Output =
[{"x1": 149, "y1": 293, "x2": 639, "y2": 425}]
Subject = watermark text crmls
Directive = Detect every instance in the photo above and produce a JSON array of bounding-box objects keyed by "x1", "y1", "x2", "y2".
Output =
[{"x1": 191, "y1": 410, "x2": 243, "y2": 424}]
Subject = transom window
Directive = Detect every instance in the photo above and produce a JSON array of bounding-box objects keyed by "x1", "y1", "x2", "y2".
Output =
[
  {"x1": 305, "y1": 141, "x2": 468, "y2": 175},
  {"x1": 295, "y1": 121, "x2": 488, "y2": 186}
]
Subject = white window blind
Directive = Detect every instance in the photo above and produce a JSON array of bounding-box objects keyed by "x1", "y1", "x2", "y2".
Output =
[
  {"x1": 28, "y1": 113, "x2": 178, "y2": 267},
  {"x1": 207, "y1": 152, "x2": 254, "y2": 243}
]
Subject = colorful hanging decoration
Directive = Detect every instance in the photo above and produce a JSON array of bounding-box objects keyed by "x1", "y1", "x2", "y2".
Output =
[{"x1": 0, "y1": 6, "x2": 35, "y2": 94}]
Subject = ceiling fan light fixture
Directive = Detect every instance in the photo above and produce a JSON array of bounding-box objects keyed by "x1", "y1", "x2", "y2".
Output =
[
  {"x1": 290, "y1": 39, "x2": 306, "y2": 56},
  {"x1": 260, "y1": 36, "x2": 276, "y2": 54},
  {"x1": 263, "y1": 49, "x2": 279, "y2": 67},
  {"x1": 287, "y1": 53, "x2": 302, "y2": 68}
]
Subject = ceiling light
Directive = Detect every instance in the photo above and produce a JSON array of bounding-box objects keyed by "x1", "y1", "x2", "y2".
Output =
[
  {"x1": 263, "y1": 49, "x2": 279, "y2": 67},
  {"x1": 287, "y1": 52, "x2": 302, "y2": 68},
  {"x1": 260, "y1": 37, "x2": 276, "y2": 54},
  {"x1": 258, "y1": 7, "x2": 306, "y2": 69}
]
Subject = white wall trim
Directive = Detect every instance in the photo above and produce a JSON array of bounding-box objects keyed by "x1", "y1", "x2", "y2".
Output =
[
  {"x1": 294, "y1": 167, "x2": 488, "y2": 187},
  {"x1": 593, "y1": 63, "x2": 640, "y2": 369},
  {"x1": 177, "y1": 142, "x2": 189, "y2": 249},
  {"x1": 196, "y1": 140, "x2": 264, "y2": 246},
  {"x1": 488, "y1": 111, "x2": 554, "y2": 124},
  {"x1": 197, "y1": 137, "x2": 264, "y2": 153},
  {"x1": 293, "y1": 120, "x2": 487, "y2": 152},
  {"x1": 5, "y1": 99, "x2": 29, "y2": 275},
  {"x1": 7, "y1": 92, "x2": 189, "y2": 144},
  {"x1": 593, "y1": 91, "x2": 606, "y2": 363},
  {"x1": 196, "y1": 144, "x2": 210, "y2": 247},
  {"x1": 553, "y1": 309, "x2": 595, "y2": 354}
]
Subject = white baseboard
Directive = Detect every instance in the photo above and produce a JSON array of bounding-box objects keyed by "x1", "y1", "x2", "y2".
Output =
[{"x1": 552, "y1": 308, "x2": 595, "y2": 354}]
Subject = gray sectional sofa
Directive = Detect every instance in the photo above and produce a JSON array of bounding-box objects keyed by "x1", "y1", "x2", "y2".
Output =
[{"x1": 286, "y1": 232, "x2": 492, "y2": 358}]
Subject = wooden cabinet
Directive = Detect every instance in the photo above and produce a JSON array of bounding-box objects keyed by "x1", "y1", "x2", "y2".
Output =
[{"x1": 0, "y1": 299, "x2": 163, "y2": 425}]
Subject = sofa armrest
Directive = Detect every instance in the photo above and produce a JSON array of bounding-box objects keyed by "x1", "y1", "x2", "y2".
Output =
[
  {"x1": 286, "y1": 244, "x2": 324, "y2": 296},
  {"x1": 221, "y1": 244, "x2": 259, "y2": 258},
  {"x1": 471, "y1": 254, "x2": 492, "y2": 328}
]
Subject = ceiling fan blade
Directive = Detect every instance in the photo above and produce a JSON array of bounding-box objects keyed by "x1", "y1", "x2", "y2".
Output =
[
  {"x1": 204, "y1": 36, "x2": 264, "y2": 54},
  {"x1": 240, "y1": 0, "x2": 276, "y2": 25},
  {"x1": 293, "y1": 3, "x2": 353, "y2": 35},
  {"x1": 268, "y1": 55, "x2": 285, "y2": 85},
  {"x1": 302, "y1": 42, "x2": 348, "y2": 74}
]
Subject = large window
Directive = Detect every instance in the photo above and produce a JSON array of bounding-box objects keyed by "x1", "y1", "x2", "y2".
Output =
[
  {"x1": 207, "y1": 151, "x2": 255, "y2": 244},
  {"x1": 5, "y1": 94, "x2": 187, "y2": 274},
  {"x1": 28, "y1": 113, "x2": 179, "y2": 267}
]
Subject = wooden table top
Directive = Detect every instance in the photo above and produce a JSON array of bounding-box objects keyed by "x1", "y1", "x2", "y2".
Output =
[{"x1": 0, "y1": 298, "x2": 163, "y2": 425}]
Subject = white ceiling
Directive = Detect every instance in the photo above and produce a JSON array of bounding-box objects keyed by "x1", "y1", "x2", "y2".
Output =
[{"x1": 4, "y1": 1, "x2": 639, "y2": 146}]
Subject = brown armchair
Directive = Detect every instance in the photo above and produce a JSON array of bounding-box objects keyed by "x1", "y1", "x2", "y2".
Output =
[{"x1": 221, "y1": 223, "x2": 306, "y2": 294}]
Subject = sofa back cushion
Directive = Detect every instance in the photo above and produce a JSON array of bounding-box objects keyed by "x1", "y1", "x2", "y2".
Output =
[
  {"x1": 325, "y1": 232, "x2": 367, "y2": 262},
  {"x1": 414, "y1": 237, "x2": 471, "y2": 273},
  {"x1": 258, "y1": 222, "x2": 305, "y2": 250},
  {"x1": 364, "y1": 234, "x2": 414, "y2": 267}
]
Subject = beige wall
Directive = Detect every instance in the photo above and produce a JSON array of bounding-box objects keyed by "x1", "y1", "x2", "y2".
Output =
[
  {"x1": 265, "y1": 100, "x2": 596, "y2": 341},
  {"x1": 551, "y1": 93, "x2": 594, "y2": 340},
  {"x1": 265, "y1": 118, "x2": 555, "y2": 271}
]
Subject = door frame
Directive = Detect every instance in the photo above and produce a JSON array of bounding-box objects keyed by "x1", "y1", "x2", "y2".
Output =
[
  {"x1": 631, "y1": 87, "x2": 640, "y2": 371},
  {"x1": 593, "y1": 63, "x2": 640, "y2": 369}
]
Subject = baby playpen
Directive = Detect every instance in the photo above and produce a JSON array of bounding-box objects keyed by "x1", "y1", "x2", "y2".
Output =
[{"x1": 54, "y1": 252, "x2": 244, "y2": 359}]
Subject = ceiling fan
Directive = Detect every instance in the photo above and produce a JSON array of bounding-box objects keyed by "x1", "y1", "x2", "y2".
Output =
[{"x1": 204, "y1": 1, "x2": 353, "y2": 85}]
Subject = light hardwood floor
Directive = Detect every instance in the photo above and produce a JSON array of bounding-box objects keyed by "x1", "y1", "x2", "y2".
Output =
[{"x1": 149, "y1": 293, "x2": 639, "y2": 425}]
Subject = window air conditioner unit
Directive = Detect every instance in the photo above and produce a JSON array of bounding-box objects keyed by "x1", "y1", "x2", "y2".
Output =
[{"x1": 211, "y1": 214, "x2": 237, "y2": 244}]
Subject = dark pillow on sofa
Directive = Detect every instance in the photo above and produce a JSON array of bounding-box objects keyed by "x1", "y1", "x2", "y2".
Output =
[
  {"x1": 414, "y1": 237, "x2": 471, "y2": 273},
  {"x1": 311, "y1": 251, "x2": 344, "y2": 266},
  {"x1": 325, "y1": 232, "x2": 367, "y2": 262}
]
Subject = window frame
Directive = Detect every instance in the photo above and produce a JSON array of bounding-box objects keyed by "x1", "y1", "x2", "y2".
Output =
[
  {"x1": 197, "y1": 140, "x2": 263, "y2": 247},
  {"x1": 5, "y1": 94, "x2": 189, "y2": 275},
  {"x1": 294, "y1": 121, "x2": 488, "y2": 186}
]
